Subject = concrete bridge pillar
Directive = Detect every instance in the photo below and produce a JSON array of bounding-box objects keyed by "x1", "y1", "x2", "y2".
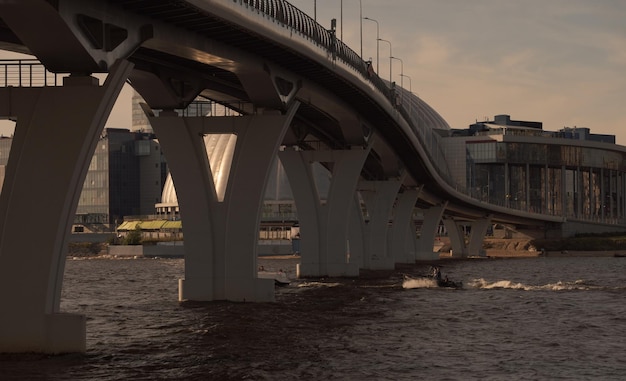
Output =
[
  {"x1": 389, "y1": 188, "x2": 422, "y2": 263},
  {"x1": 146, "y1": 103, "x2": 299, "y2": 302},
  {"x1": 443, "y1": 215, "x2": 492, "y2": 258},
  {"x1": 278, "y1": 147, "x2": 370, "y2": 277},
  {"x1": 467, "y1": 215, "x2": 492, "y2": 257},
  {"x1": 346, "y1": 193, "x2": 366, "y2": 268},
  {"x1": 359, "y1": 179, "x2": 403, "y2": 270},
  {"x1": 0, "y1": 61, "x2": 132, "y2": 353},
  {"x1": 416, "y1": 203, "x2": 447, "y2": 260},
  {"x1": 443, "y1": 217, "x2": 468, "y2": 258}
]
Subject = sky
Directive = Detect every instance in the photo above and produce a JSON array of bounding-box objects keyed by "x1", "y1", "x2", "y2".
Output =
[{"x1": 1, "y1": 0, "x2": 625, "y2": 143}]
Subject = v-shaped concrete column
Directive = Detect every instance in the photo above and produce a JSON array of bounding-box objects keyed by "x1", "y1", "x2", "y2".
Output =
[
  {"x1": 416, "y1": 203, "x2": 447, "y2": 260},
  {"x1": 347, "y1": 193, "x2": 367, "y2": 268},
  {"x1": 443, "y1": 215, "x2": 492, "y2": 258},
  {"x1": 0, "y1": 61, "x2": 133, "y2": 353},
  {"x1": 147, "y1": 104, "x2": 298, "y2": 302},
  {"x1": 467, "y1": 215, "x2": 492, "y2": 257},
  {"x1": 443, "y1": 217, "x2": 467, "y2": 258},
  {"x1": 278, "y1": 147, "x2": 370, "y2": 277},
  {"x1": 389, "y1": 188, "x2": 422, "y2": 263},
  {"x1": 360, "y1": 179, "x2": 403, "y2": 270}
]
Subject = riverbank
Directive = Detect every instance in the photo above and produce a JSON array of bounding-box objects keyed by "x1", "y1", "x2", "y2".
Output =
[
  {"x1": 482, "y1": 250, "x2": 626, "y2": 258},
  {"x1": 455, "y1": 238, "x2": 626, "y2": 258}
]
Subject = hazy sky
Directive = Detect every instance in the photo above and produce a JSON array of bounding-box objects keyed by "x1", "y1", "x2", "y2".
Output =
[
  {"x1": 295, "y1": 0, "x2": 626, "y2": 139},
  {"x1": 1, "y1": 0, "x2": 625, "y2": 143}
]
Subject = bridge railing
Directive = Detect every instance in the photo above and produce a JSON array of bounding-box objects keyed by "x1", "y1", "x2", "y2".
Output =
[
  {"x1": 236, "y1": 1, "x2": 601, "y2": 222},
  {"x1": 237, "y1": 0, "x2": 457, "y2": 185},
  {"x1": 238, "y1": 0, "x2": 393, "y2": 101},
  {"x1": 0, "y1": 59, "x2": 63, "y2": 87}
]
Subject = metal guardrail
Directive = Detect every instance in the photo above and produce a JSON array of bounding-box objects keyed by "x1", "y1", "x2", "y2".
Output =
[
  {"x1": 233, "y1": 0, "x2": 598, "y2": 222},
  {"x1": 0, "y1": 59, "x2": 63, "y2": 87},
  {"x1": 234, "y1": 1, "x2": 463, "y2": 194}
]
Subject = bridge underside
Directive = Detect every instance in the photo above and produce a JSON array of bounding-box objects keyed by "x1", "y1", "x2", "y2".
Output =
[{"x1": 0, "y1": 0, "x2": 562, "y2": 354}]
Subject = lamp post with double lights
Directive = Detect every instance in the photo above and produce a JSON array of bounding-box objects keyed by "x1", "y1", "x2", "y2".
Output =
[
  {"x1": 399, "y1": 73, "x2": 412, "y2": 117},
  {"x1": 313, "y1": 1, "x2": 364, "y2": 58},
  {"x1": 363, "y1": 17, "x2": 379, "y2": 74},
  {"x1": 390, "y1": 56, "x2": 403, "y2": 89},
  {"x1": 359, "y1": 0, "x2": 362, "y2": 58},
  {"x1": 391, "y1": 56, "x2": 404, "y2": 107},
  {"x1": 400, "y1": 73, "x2": 411, "y2": 93},
  {"x1": 377, "y1": 38, "x2": 392, "y2": 84}
]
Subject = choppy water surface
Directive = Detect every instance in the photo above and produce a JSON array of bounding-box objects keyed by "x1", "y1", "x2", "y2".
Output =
[{"x1": 2, "y1": 256, "x2": 626, "y2": 380}]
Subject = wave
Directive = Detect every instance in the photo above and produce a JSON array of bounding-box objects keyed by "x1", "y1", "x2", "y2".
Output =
[
  {"x1": 402, "y1": 278, "x2": 438, "y2": 289},
  {"x1": 468, "y1": 278, "x2": 606, "y2": 291},
  {"x1": 297, "y1": 281, "x2": 344, "y2": 288}
]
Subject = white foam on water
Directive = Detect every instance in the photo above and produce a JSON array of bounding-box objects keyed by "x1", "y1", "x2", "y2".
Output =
[
  {"x1": 402, "y1": 277, "x2": 438, "y2": 289},
  {"x1": 468, "y1": 278, "x2": 602, "y2": 291},
  {"x1": 296, "y1": 281, "x2": 343, "y2": 288}
]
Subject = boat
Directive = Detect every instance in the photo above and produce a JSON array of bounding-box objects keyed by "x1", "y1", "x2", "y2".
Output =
[
  {"x1": 429, "y1": 266, "x2": 463, "y2": 289},
  {"x1": 436, "y1": 278, "x2": 463, "y2": 289},
  {"x1": 258, "y1": 270, "x2": 290, "y2": 286}
]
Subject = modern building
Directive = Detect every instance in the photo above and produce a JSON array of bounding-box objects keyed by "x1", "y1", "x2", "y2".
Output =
[
  {"x1": 74, "y1": 128, "x2": 167, "y2": 232},
  {"x1": 0, "y1": 128, "x2": 167, "y2": 233},
  {"x1": 442, "y1": 114, "x2": 626, "y2": 236}
]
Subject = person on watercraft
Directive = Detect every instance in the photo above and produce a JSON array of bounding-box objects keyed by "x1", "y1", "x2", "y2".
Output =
[{"x1": 435, "y1": 267, "x2": 442, "y2": 281}]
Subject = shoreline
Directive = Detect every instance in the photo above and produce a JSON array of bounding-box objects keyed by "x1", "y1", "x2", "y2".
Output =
[
  {"x1": 482, "y1": 249, "x2": 626, "y2": 258},
  {"x1": 68, "y1": 251, "x2": 626, "y2": 261}
]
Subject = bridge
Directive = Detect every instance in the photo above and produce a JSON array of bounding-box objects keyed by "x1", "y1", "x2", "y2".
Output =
[{"x1": 0, "y1": 0, "x2": 619, "y2": 353}]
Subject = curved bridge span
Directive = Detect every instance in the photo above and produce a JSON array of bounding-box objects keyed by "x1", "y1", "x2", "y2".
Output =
[{"x1": 0, "y1": 0, "x2": 582, "y2": 353}]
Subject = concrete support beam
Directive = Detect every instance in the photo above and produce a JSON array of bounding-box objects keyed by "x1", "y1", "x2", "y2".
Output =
[
  {"x1": 0, "y1": 61, "x2": 132, "y2": 353},
  {"x1": 389, "y1": 188, "x2": 422, "y2": 263},
  {"x1": 360, "y1": 179, "x2": 403, "y2": 270},
  {"x1": 442, "y1": 215, "x2": 492, "y2": 258},
  {"x1": 347, "y1": 193, "x2": 366, "y2": 268},
  {"x1": 467, "y1": 215, "x2": 493, "y2": 257},
  {"x1": 416, "y1": 203, "x2": 447, "y2": 260},
  {"x1": 443, "y1": 217, "x2": 467, "y2": 258},
  {"x1": 279, "y1": 147, "x2": 370, "y2": 277},
  {"x1": 147, "y1": 103, "x2": 299, "y2": 302}
]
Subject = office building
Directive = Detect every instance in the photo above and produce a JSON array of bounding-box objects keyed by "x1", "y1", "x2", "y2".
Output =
[{"x1": 443, "y1": 114, "x2": 626, "y2": 235}]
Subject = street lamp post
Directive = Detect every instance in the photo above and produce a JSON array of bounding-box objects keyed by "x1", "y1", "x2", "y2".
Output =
[
  {"x1": 363, "y1": 17, "x2": 379, "y2": 74},
  {"x1": 378, "y1": 38, "x2": 392, "y2": 84},
  {"x1": 400, "y1": 73, "x2": 411, "y2": 93},
  {"x1": 359, "y1": 0, "x2": 362, "y2": 59},
  {"x1": 390, "y1": 56, "x2": 403, "y2": 89},
  {"x1": 335, "y1": 0, "x2": 363, "y2": 57},
  {"x1": 400, "y1": 73, "x2": 412, "y2": 116},
  {"x1": 391, "y1": 56, "x2": 403, "y2": 106}
]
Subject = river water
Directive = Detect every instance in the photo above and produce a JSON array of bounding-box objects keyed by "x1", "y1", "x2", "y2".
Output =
[{"x1": 1, "y1": 255, "x2": 626, "y2": 380}]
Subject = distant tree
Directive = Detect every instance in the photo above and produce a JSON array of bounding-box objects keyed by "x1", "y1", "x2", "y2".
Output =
[{"x1": 123, "y1": 224, "x2": 143, "y2": 245}]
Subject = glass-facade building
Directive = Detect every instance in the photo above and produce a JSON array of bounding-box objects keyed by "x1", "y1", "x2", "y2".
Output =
[
  {"x1": 76, "y1": 128, "x2": 167, "y2": 228},
  {"x1": 447, "y1": 115, "x2": 626, "y2": 228},
  {"x1": 1, "y1": 129, "x2": 168, "y2": 231}
]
